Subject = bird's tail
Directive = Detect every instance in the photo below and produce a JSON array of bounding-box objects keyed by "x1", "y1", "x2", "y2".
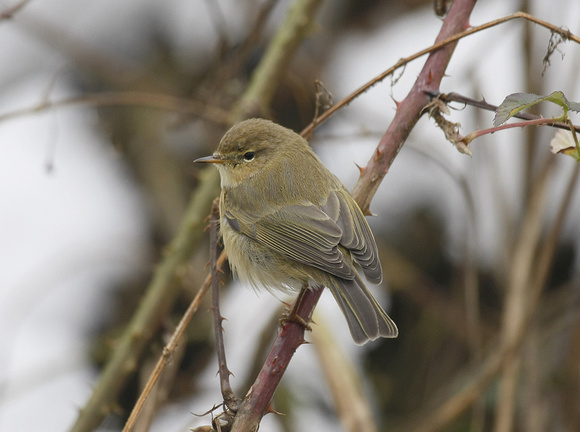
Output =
[{"x1": 327, "y1": 274, "x2": 398, "y2": 345}]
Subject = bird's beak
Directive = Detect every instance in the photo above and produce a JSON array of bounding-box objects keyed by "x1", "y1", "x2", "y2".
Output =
[{"x1": 194, "y1": 154, "x2": 226, "y2": 164}]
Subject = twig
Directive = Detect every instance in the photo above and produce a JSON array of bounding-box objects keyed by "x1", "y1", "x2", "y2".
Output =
[
  {"x1": 231, "y1": 286, "x2": 323, "y2": 431},
  {"x1": 121, "y1": 248, "x2": 228, "y2": 432},
  {"x1": 210, "y1": 199, "x2": 239, "y2": 412},
  {"x1": 493, "y1": 159, "x2": 555, "y2": 432},
  {"x1": 404, "y1": 281, "x2": 580, "y2": 432},
  {"x1": 408, "y1": 144, "x2": 482, "y2": 355},
  {"x1": 436, "y1": 92, "x2": 580, "y2": 133},
  {"x1": 0, "y1": 0, "x2": 31, "y2": 20},
  {"x1": 214, "y1": 0, "x2": 279, "y2": 86},
  {"x1": 232, "y1": 0, "x2": 324, "y2": 119},
  {"x1": 301, "y1": 11, "x2": 580, "y2": 140},
  {"x1": 132, "y1": 326, "x2": 187, "y2": 432},
  {"x1": 306, "y1": 79, "x2": 333, "y2": 141},
  {"x1": 351, "y1": 0, "x2": 476, "y2": 214},
  {"x1": 311, "y1": 312, "x2": 378, "y2": 432},
  {"x1": 70, "y1": 167, "x2": 221, "y2": 432},
  {"x1": 202, "y1": 0, "x2": 230, "y2": 57},
  {"x1": 460, "y1": 117, "x2": 576, "y2": 146},
  {"x1": 0, "y1": 91, "x2": 233, "y2": 127}
]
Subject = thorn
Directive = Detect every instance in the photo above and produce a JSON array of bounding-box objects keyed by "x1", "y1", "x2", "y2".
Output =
[
  {"x1": 354, "y1": 162, "x2": 365, "y2": 175},
  {"x1": 375, "y1": 148, "x2": 382, "y2": 159},
  {"x1": 192, "y1": 402, "x2": 224, "y2": 417},
  {"x1": 266, "y1": 404, "x2": 285, "y2": 416}
]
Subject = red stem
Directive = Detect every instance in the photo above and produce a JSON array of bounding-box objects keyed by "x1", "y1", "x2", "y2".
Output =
[
  {"x1": 466, "y1": 117, "x2": 565, "y2": 143},
  {"x1": 231, "y1": 287, "x2": 323, "y2": 431}
]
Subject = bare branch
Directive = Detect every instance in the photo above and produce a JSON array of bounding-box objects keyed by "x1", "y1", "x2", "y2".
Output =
[
  {"x1": 210, "y1": 199, "x2": 239, "y2": 413},
  {"x1": 0, "y1": 0, "x2": 32, "y2": 21},
  {"x1": 121, "y1": 247, "x2": 228, "y2": 432}
]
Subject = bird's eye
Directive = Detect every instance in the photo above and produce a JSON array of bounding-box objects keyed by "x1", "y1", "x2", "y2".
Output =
[{"x1": 243, "y1": 151, "x2": 255, "y2": 161}]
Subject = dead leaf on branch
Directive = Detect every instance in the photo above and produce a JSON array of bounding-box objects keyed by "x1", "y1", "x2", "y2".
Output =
[{"x1": 426, "y1": 98, "x2": 471, "y2": 156}]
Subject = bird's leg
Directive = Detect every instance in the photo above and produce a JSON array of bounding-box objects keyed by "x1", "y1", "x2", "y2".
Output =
[{"x1": 280, "y1": 284, "x2": 315, "y2": 331}]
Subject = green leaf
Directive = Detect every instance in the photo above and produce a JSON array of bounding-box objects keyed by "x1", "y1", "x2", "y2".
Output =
[
  {"x1": 568, "y1": 100, "x2": 580, "y2": 112},
  {"x1": 494, "y1": 93, "x2": 541, "y2": 126},
  {"x1": 494, "y1": 91, "x2": 580, "y2": 127}
]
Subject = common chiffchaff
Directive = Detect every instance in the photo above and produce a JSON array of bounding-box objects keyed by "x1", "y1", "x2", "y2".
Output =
[{"x1": 195, "y1": 118, "x2": 398, "y2": 344}]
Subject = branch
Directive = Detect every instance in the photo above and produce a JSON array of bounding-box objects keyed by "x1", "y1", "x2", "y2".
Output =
[
  {"x1": 403, "y1": 282, "x2": 580, "y2": 432},
  {"x1": 437, "y1": 92, "x2": 580, "y2": 133},
  {"x1": 210, "y1": 199, "x2": 239, "y2": 412},
  {"x1": 0, "y1": 0, "x2": 31, "y2": 20},
  {"x1": 311, "y1": 313, "x2": 378, "y2": 432},
  {"x1": 351, "y1": 0, "x2": 476, "y2": 213},
  {"x1": 231, "y1": 287, "x2": 324, "y2": 432},
  {"x1": 493, "y1": 160, "x2": 555, "y2": 432},
  {"x1": 301, "y1": 11, "x2": 580, "y2": 140},
  {"x1": 122, "y1": 248, "x2": 228, "y2": 432},
  {"x1": 0, "y1": 91, "x2": 233, "y2": 127},
  {"x1": 233, "y1": 0, "x2": 324, "y2": 119},
  {"x1": 70, "y1": 167, "x2": 220, "y2": 432},
  {"x1": 460, "y1": 117, "x2": 574, "y2": 146}
]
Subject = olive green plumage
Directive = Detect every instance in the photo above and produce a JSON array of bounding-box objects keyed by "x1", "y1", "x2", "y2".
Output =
[{"x1": 196, "y1": 118, "x2": 398, "y2": 344}]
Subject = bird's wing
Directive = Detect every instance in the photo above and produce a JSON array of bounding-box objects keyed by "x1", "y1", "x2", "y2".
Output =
[
  {"x1": 224, "y1": 189, "x2": 383, "y2": 283},
  {"x1": 321, "y1": 189, "x2": 383, "y2": 284},
  {"x1": 224, "y1": 200, "x2": 357, "y2": 280}
]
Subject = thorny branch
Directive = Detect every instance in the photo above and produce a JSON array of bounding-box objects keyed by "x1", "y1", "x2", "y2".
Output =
[
  {"x1": 435, "y1": 92, "x2": 580, "y2": 133},
  {"x1": 210, "y1": 199, "x2": 239, "y2": 413}
]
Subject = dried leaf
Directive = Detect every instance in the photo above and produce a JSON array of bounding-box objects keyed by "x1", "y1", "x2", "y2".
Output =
[{"x1": 550, "y1": 129, "x2": 580, "y2": 161}]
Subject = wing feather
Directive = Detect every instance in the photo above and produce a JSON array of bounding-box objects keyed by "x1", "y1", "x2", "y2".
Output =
[
  {"x1": 324, "y1": 190, "x2": 383, "y2": 284},
  {"x1": 224, "y1": 188, "x2": 382, "y2": 284},
  {"x1": 226, "y1": 202, "x2": 356, "y2": 280}
]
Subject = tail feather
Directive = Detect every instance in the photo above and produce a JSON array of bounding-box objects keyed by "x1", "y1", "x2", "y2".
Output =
[{"x1": 328, "y1": 275, "x2": 398, "y2": 345}]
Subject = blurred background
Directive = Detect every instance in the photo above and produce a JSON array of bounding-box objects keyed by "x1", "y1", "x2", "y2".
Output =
[{"x1": 1, "y1": 0, "x2": 580, "y2": 431}]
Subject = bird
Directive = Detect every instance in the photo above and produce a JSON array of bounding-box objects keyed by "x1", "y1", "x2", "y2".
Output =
[{"x1": 195, "y1": 118, "x2": 398, "y2": 344}]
